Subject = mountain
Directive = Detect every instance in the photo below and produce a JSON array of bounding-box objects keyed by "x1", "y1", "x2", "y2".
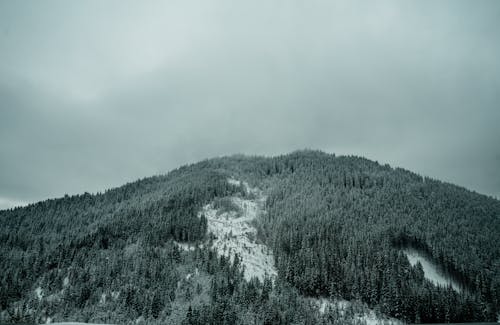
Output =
[{"x1": 1, "y1": 150, "x2": 499, "y2": 324}]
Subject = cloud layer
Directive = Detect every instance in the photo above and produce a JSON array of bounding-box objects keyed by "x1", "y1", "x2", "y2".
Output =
[{"x1": 1, "y1": 0, "x2": 499, "y2": 207}]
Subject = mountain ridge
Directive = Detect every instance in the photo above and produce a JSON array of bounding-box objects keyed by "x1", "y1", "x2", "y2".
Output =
[
  {"x1": 1, "y1": 150, "x2": 499, "y2": 324},
  {"x1": 4, "y1": 150, "x2": 497, "y2": 213}
]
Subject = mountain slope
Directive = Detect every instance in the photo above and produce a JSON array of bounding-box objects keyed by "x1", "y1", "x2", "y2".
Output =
[{"x1": 1, "y1": 150, "x2": 499, "y2": 324}]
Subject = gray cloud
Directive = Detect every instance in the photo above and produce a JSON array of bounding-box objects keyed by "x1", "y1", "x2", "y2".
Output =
[{"x1": 1, "y1": 0, "x2": 500, "y2": 207}]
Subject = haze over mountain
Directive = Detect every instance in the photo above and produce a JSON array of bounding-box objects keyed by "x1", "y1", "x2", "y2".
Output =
[{"x1": 1, "y1": 0, "x2": 500, "y2": 209}]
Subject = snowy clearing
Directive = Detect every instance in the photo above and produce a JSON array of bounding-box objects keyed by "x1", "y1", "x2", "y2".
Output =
[
  {"x1": 199, "y1": 179, "x2": 277, "y2": 282},
  {"x1": 310, "y1": 297, "x2": 402, "y2": 325},
  {"x1": 227, "y1": 178, "x2": 242, "y2": 186},
  {"x1": 35, "y1": 286, "x2": 43, "y2": 300},
  {"x1": 403, "y1": 248, "x2": 461, "y2": 292},
  {"x1": 174, "y1": 240, "x2": 198, "y2": 251}
]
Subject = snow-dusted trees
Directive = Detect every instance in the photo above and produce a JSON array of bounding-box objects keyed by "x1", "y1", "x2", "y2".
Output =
[
  {"x1": 253, "y1": 151, "x2": 500, "y2": 323},
  {"x1": 1, "y1": 150, "x2": 499, "y2": 323}
]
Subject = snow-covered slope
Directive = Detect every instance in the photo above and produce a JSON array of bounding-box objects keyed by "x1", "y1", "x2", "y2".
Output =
[
  {"x1": 310, "y1": 297, "x2": 403, "y2": 325},
  {"x1": 404, "y1": 248, "x2": 461, "y2": 292},
  {"x1": 199, "y1": 179, "x2": 400, "y2": 324},
  {"x1": 175, "y1": 179, "x2": 404, "y2": 324},
  {"x1": 199, "y1": 179, "x2": 277, "y2": 282}
]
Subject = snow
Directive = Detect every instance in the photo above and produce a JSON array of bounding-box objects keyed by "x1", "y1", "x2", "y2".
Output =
[
  {"x1": 360, "y1": 314, "x2": 402, "y2": 325},
  {"x1": 35, "y1": 287, "x2": 43, "y2": 300},
  {"x1": 314, "y1": 298, "x2": 346, "y2": 314},
  {"x1": 311, "y1": 298, "x2": 352, "y2": 315},
  {"x1": 200, "y1": 180, "x2": 277, "y2": 282},
  {"x1": 227, "y1": 178, "x2": 242, "y2": 186},
  {"x1": 174, "y1": 241, "x2": 197, "y2": 251},
  {"x1": 403, "y1": 248, "x2": 461, "y2": 292},
  {"x1": 311, "y1": 298, "x2": 402, "y2": 324}
]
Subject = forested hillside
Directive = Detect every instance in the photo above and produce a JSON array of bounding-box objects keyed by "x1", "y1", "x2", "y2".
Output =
[{"x1": 1, "y1": 150, "x2": 499, "y2": 324}]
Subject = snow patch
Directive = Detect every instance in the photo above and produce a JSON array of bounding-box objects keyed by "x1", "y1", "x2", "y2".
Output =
[
  {"x1": 227, "y1": 178, "x2": 242, "y2": 186},
  {"x1": 201, "y1": 180, "x2": 277, "y2": 282},
  {"x1": 63, "y1": 276, "x2": 69, "y2": 287},
  {"x1": 403, "y1": 249, "x2": 461, "y2": 292},
  {"x1": 311, "y1": 298, "x2": 402, "y2": 324},
  {"x1": 316, "y1": 298, "x2": 337, "y2": 314},
  {"x1": 360, "y1": 314, "x2": 402, "y2": 325},
  {"x1": 311, "y1": 298, "x2": 352, "y2": 315},
  {"x1": 99, "y1": 293, "x2": 106, "y2": 304},
  {"x1": 174, "y1": 241, "x2": 197, "y2": 251},
  {"x1": 35, "y1": 287, "x2": 43, "y2": 300}
]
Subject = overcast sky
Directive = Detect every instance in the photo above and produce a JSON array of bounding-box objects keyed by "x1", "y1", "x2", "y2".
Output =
[{"x1": 1, "y1": 0, "x2": 499, "y2": 209}]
